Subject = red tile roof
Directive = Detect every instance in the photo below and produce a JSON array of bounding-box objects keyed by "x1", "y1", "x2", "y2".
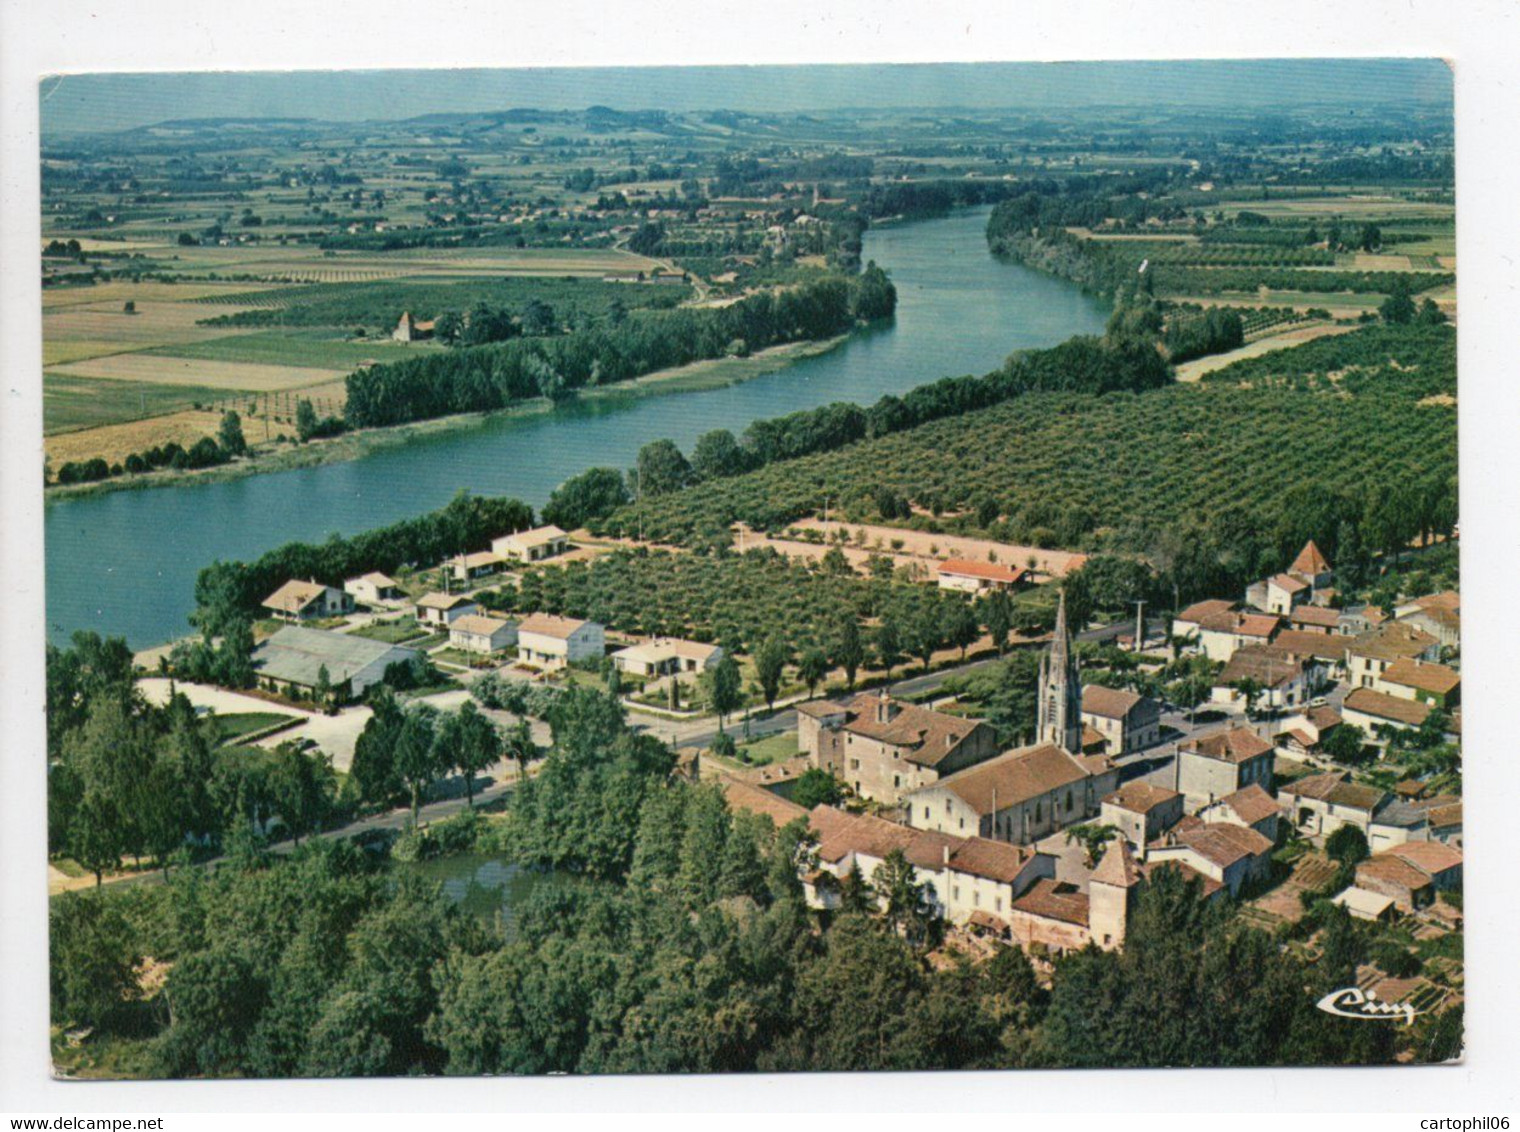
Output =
[
  {"x1": 1091, "y1": 839, "x2": 1142, "y2": 888},
  {"x1": 1181, "y1": 727, "x2": 1274, "y2": 765},
  {"x1": 937, "y1": 558, "x2": 1025, "y2": 585},
  {"x1": 1010, "y1": 878, "x2": 1090, "y2": 926},
  {"x1": 1214, "y1": 783, "x2": 1280, "y2": 826},
  {"x1": 1291, "y1": 540, "x2": 1332, "y2": 577},
  {"x1": 1344, "y1": 687, "x2": 1434, "y2": 728},
  {"x1": 1176, "y1": 599, "x2": 1236, "y2": 624},
  {"x1": 930, "y1": 743, "x2": 1093, "y2": 814},
  {"x1": 1081, "y1": 684, "x2": 1146, "y2": 720},
  {"x1": 815, "y1": 692, "x2": 990, "y2": 770},
  {"x1": 1104, "y1": 782, "x2": 1181, "y2": 815},
  {"x1": 1382, "y1": 658, "x2": 1461, "y2": 697},
  {"x1": 721, "y1": 780, "x2": 808, "y2": 827}
]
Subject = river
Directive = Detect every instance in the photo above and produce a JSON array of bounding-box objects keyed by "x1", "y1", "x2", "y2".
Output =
[{"x1": 44, "y1": 207, "x2": 1107, "y2": 648}]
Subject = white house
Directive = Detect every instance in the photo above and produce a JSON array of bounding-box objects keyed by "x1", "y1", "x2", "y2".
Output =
[
  {"x1": 261, "y1": 579, "x2": 353, "y2": 623},
  {"x1": 935, "y1": 558, "x2": 1026, "y2": 594},
  {"x1": 414, "y1": 592, "x2": 481, "y2": 628},
  {"x1": 610, "y1": 637, "x2": 724, "y2": 678},
  {"x1": 1080, "y1": 685, "x2": 1161, "y2": 756},
  {"x1": 516, "y1": 613, "x2": 605, "y2": 669},
  {"x1": 252, "y1": 625, "x2": 418, "y2": 702},
  {"x1": 492, "y1": 525, "x2": 570, "y2": 564},
  {"x1": 343, "y1": 571, "x2": 403, "y2": 607},
  {"x1": 1211, "y1": 644, "x2": 1323, "y2": 711},
  {"x1": 450, "y1": 550, "x2": 504, "y2": 584},
  {"x1": 448, "y1": 614, "x2": 519, "y2": 655}
]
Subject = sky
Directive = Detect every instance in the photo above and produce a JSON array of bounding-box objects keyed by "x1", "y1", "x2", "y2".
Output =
[{"x1": 39, "y1": 59, "x2": 1452, "y2": 135}]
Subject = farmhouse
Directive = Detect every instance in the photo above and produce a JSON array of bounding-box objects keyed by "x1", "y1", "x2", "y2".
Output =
[
  {"x1": 1287, "y1": 604, "x2": 1341, "y2": 634},
  {"x1": 1080, "y1": 685, "x2": 1161, "y2": 756},
  {"x1": 261, "y1": 579, "x2": 353, "y2": 623},
  {"x1": 1101, "y1": 782, "x2": 1184, "y2": 847},
  {"x1": 797, "y1": 690, "x2": 1000, "y2": 805},
  {"x1": 492, "y1": 525, "x2": 570, "y2": 563},
  {"x1": 906, "y1": 742, "x2": 1117, "y2": 845},
  {"x1": 414, "y1": 592, "x2": 480, "y2": 627},
  {"x1": 343, "y1": 571, "x2": 402, "y2": 606},
  {"x1": 1275, "y1": 770, "x2": 1428, "y2": 850},
  {"x1": 392, "y1": 311, "x2": 435, "y2": 342},
  {"x1": 1175, "y1": 727, "x2": 1275, "y2": 809},
  {"x1": 447, "y1": 614, "x2": 519, "y2": 655},
  {"x1": 1007, "y1": 840, "x2": 1161, "y2": 954},
  {"x1": 252, "y1": 625, "x2": 418, "y2": 703},
  {"x1": 610, "y1": 637, "x2": 724, "y2": 678},
  {"x1": 935, "y1": 557, "x2": 1026, "y2": 594},
  {"x1": 516, "y1": 612, "x2": 605, "y2": 669}
]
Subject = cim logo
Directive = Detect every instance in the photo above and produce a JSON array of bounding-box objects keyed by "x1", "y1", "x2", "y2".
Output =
[{"x1": 1316, "y1": 986, "x2": 1424, "y2": 1025}]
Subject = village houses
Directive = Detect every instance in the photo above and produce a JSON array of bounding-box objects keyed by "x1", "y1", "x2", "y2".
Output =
[
  {"x1": 1395, "y1": 590, "x2": 1460, "y2": 650},
  {"x1": 1174, "y1": 727, "x2": 1275, "y2": 810},
  {"x1": 935, "y1": 557, "x2": 1027, "y2": 595},
  {"x1": 610, "y1": 637, "x2": 724, "y2": 678},
  {"x1": 492, "y1": 524, "x2": 570, "y2": 564},
  {"x1": 447, "y1": 613, "x2": 519, "y2": 656},
  {"x1": 343, "y1": 571, "x2": 402, "y2": 607},
  {"x1": 1079, "y1": 685, "x2": 1161, "y2": 756},
  {"x1": 414, "y1": 591, "x2": 480, "y2": 628}
]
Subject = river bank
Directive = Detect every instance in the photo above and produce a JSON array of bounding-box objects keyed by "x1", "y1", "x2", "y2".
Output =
[{"x1": 44, "y1": 334, "x2": 850, "y2": 502}]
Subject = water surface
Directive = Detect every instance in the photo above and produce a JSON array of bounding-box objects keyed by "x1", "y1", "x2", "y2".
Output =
[{"x1": 45, "y1": 207, "x2": 1107, "y2": 647}]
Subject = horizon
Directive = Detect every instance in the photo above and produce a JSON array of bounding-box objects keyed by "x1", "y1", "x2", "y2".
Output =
[{"x1": 40, "y1": 58, "x2": 1452, "y2": 137}]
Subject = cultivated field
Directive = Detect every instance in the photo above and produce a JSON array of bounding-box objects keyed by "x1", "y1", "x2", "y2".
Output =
[
  {"x1": 48, "y1": 353, "x2": 347, "y2": 393},
  {"x1": 1174, "y1": 322, "x2": 1362, "y2": 383}
]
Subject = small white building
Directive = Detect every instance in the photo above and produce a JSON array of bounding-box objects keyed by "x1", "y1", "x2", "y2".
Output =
[
  {"x1": 448, "y1": 614, "x2": 519, "y2": 655},
  {"x1": 343, "y1": 571, "x2": 403, "y2": 607},
  {"x1": 414, "y1": 592, "x2": 481, "y2": 628},
  {"x1": 610, "y1": 637, "x2": 724, "y2": 678},
  {"x1": 261, "y1": 579, "x2": 353, "y2": 623},
  {"x1": 492, "y1": 525, "x2": 570, "y2": 564},
  {"x1": 516, "y1": 612, "x2": 605, "y2": 669},
  {"x1": 450, "y1": 550, "x2": 504, "y2": 584},
  {"x1": 935, "y1": 558, "x2": 1026, "y2": 594}
]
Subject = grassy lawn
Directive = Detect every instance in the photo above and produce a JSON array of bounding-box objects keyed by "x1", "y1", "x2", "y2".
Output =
[
  {"x1": 736, "y1": 730, "x2": 801, "y2": 766},
  {"x1": 211, "y1": 711, "x2": 298, "y2": 743},
  {"x1": 350, "y1": 616, "x2": 430, "y2": 644}
]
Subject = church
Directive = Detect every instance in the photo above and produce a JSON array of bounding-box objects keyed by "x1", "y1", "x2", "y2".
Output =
[{"x1": 904, "y1": 592, "x2": 1119, "y2": 846}]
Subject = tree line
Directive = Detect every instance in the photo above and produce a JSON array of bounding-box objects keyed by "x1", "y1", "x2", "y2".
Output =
[{"x1": 342, "y1": 269, "x2": 897, "y2": 429}]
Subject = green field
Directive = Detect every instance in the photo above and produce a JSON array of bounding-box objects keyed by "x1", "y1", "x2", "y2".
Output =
[
  {"x1": 141, "y1": 329, "x2": 437, "y2": 370},
  {"x1": 43, "y1": 372, "x2": 229, "y2": 433}
]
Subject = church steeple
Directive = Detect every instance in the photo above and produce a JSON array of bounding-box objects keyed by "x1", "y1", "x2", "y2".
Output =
[{"x1": 1038, "y1": 590, "x2": 1084, "y2": 754}]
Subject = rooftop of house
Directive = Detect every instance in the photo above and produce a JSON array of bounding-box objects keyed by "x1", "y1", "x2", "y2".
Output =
[
  {"x1": 1333, "y1": 886, "x2": 1396, "y2": 920},
  {"x1": 449, "y1": 614, "x2": 515, "y2": 637},
  {"x1": 1218, "y1": 644, "x2": 1308, "y2": 689},
  {"x1": 1269, "y1": 572, "x2": 1310, "y2": 594},
  {"x1": 1081, "y1": 684, "x2": 1147, "y2": 720},
  {"x1": 611, "y1": 637, "x2": 722, "y2": 666},
  {"x1": 1103, "y1": 781, "x2": 1181, "y2": 815},
  {"x1": 1176, "y1": 598, "x2": 1236, "y2": 624},
  {"x1": 347, "y1": 571, "x2": 398, "y2": 588},
  {"x1": 496, "y1": 524, "x2": 568, "y2": 547},
  {"x1": 415, "y1": 591, "x2": 478, "y2": 611},
  {"x1": 1290, "y1": 540, "x2": 1332, "y2": 577},
  {"x1": 252, "y1": 625, "x2": 417, "y2": 686},
  {"x1": 1282, "y1": 771, "x2": 1387, "y2": 813},
  {"x1": 262, "y1": 579, "x2": 333, "y2": 612},
  {"x1": 518, "y1": 612, "x2": 594, "y2": 639},
  {"x1": 1384, "y1": 839, "x2": 1463, "y2": 875},
  {"x1": 937, "y1": 557, "x2": 1025, "y2": 584},
  {"x1": 806, "y1": 805, "x2": 1037, "y2": 884},
  {"x1": 1196, "y1": 609, "x2": 1281, "y2": 638},
  {"x1": 1167, "y1": 822, "x2": 1273, "y2": 869},
  {"x1": 920, "y1": 742, "x2": 1095, "y2": 814},
  {"x1": 1142, "y1": 859, "x2": 1225, "y2": 899},
  {"x1": 1349, "y1": 621, "x2": 1439, "y2": 663},
  {"x1": 1010, "y1": 878, "x2": 1090, "y2": 927},
  {"x1": 1356, "y1": 855, "x2": 1436, "y2": 892},
  {"x1": 1092, "y1": 838, "x2": 1142, "y2": 888},
  {"x1": 1180, "y1": 727, "x2": 1274, "y2": 765},
  {"x1": 454, "y1": 550, "x2": 503, "y2": 570},
  {"x1": 1288, "y1": 604, "x2": 1341, "y2": 629},
  {"x1": 800, "y1": 691, "x2": 987, "y2": 770},
  {"x1": 722, "y1": 780, "x2": 809, "y2": 827},
  {"x1": 1382, "y1": 657, "x2": 1461, "y2": 696},
  {"x1": 1271, "y1": 629, "x2": 1351, "y2": 663},
  {"x1": 1213, "y1": 783, "x2": 1280, "y2": 826},
  {"x1": 1343, "y1": 686, "x2": 1435, "y2": 728}
]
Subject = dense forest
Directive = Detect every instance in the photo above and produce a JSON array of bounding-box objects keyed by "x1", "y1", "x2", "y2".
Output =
[
  {"x1": 342, "y1": 268, "x2": 897, "y2": 428},
  {"x1": 50, "y1": 683, "x2": 1460, "y2": 1077}
]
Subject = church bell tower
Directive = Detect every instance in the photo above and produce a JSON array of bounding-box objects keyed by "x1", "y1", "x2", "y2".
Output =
[{"x1": 1037, "y1": 590, "x2": 1084, "y2": 754}]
